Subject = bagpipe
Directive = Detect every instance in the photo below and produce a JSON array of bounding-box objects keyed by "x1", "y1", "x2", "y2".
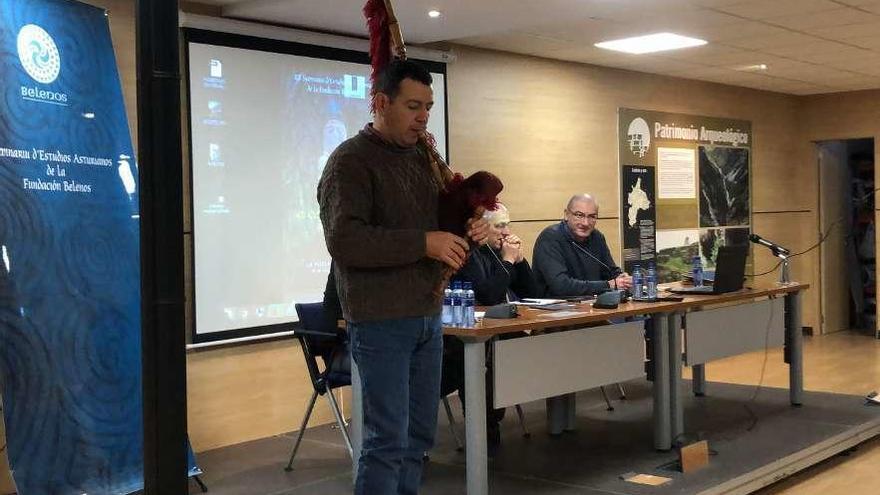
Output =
[{"x1": 364, "y1": 0, "x2": 503, "y2": 295}]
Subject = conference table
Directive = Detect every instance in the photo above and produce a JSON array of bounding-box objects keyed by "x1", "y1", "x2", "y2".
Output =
[{"x1": 347, "y1": 281, "x2": 808, "y2": 495}]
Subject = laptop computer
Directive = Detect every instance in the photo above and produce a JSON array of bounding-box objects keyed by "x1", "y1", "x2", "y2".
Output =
[{"x1": 668, "y1": 245, "x2": 748, "y2": 295}]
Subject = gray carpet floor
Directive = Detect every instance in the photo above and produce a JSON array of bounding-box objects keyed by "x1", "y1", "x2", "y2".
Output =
[{"x1": 189, "y1": 379, "x2": 880, "y2": 495}]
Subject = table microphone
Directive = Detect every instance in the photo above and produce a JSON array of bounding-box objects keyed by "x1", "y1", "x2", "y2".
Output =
[
  {"x1": 749, "y1": 233, "x2": 790, "y2": 257},
  {"x1": 569, "y1": 241, "x2": 627, "y2": 298},
  {"x1": 569, "y1": 241, "x2": 616, "y2": 276}
]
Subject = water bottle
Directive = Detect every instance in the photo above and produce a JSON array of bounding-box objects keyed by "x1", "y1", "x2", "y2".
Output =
[
  {"x1": 463, "y1": 281, "x2": 475, "y2": 328},
  {"x1": 692, "y1": 255, "x2": 704, "y2": 287},
  {"x1": 646, "y1": 263, "x2": 657, "y2": 299},
  {"x1": 451, "y1": 281, "x2": 463, "y2": 327},
  {"x1": 632, "y1": 264, "x2": 643, "y2": 299},
  {"x1": 442, "y1": 285, "x2": 453, "y2": 325}
]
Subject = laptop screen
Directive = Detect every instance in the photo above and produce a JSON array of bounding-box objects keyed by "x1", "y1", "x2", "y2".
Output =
[{"x1": 712, "y1": 245, "x2": 749, "y2": 293}]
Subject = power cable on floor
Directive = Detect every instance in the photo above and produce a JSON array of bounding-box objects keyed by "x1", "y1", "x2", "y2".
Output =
[{"x1": 744, "y1": 298, "x2": 776, "y2": 432}]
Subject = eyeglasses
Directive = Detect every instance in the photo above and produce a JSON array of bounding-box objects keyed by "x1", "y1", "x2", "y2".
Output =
[{"x1": 567, "y1": 209, "x2": 599, "y2": 221}]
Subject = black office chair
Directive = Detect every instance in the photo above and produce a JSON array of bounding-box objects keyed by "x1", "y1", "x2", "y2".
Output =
[{"x1": 284, "y1": 302, "x2": 352, "y2": 472}]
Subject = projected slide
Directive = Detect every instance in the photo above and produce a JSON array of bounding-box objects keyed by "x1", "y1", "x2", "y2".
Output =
[{"x1": 188, "y1": 40, "x2": 447, "y2": 340}]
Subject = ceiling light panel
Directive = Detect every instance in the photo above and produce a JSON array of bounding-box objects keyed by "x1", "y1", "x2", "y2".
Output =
[{"x1": 594, "y1": 32, "x2": 707, "y2": 54}]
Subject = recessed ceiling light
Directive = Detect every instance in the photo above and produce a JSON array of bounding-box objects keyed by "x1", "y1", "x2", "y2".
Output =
[
  {"x1": 428, "y1": 10, "x2": 442, "y2": 18},
  {"x1": 594, "y1": 32, "x2": 707, "y2": 54}
]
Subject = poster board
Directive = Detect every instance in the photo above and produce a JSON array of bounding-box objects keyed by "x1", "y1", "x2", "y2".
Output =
[{"x1": 618, "y1": 108, "x2": 752, "y2": 279}]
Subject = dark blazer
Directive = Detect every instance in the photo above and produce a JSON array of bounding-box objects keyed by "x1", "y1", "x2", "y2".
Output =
[
  {"x1": 454, "y1": 244, "x2": 539, "y2": 305},
  {"x1": 532, "y1": 222, "x2": 622, "y2": 297}
]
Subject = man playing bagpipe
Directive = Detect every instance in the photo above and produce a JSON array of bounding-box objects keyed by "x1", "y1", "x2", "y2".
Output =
[{"x1": 318, "y1": 59, "x2": 490, "y2": 494}]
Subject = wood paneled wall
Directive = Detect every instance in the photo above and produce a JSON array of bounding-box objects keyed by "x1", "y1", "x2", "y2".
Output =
[
  {"x1": 186, "y1": 340, "x2": 351, "y2": 452},
  {"x1": 4, "y1": 10, "x2": 880, "y2": 492},
  {"x1": 800, "y1": 90, "x2": 880, "y2": 335},
  {"x1": 446, "y1": 45, "x2": 818, "y2": 329}
]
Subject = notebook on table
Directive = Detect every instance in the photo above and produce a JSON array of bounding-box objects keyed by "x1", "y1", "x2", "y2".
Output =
[{"x1": 668, "y1": 245, "x2": 748, "y2": 295}]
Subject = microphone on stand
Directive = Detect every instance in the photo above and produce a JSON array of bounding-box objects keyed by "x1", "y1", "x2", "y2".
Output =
[{"x1": 749, "y1": 234, "x2": 790, "y2": 258}]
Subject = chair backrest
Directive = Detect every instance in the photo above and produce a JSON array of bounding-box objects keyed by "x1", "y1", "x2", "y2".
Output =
[
  {"x1": 295, "y1": 301, "x2": 339, "y2": 338},
  {"x1": 294, "y1": 302, "x2": 341, "y2": 394}
]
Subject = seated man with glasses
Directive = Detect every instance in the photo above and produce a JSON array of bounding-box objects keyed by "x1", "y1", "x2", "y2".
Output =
[
  {"x1": 532, "y1": 194, "x2": 633, "y2": 435},
  {"x1": 443, "y1": 202, "x2": 539, "y2": 451},
  {"x1": 533, "y1": 193, "x2": 632, "y2": 297}
]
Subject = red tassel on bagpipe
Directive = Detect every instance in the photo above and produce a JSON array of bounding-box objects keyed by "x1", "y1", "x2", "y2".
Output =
[
  {"x1": 363, "y1": 0, "x2": 395, "y2": 113},
  {"x1": 363, "y1": 0, "x2": 390, "y2": 82}
]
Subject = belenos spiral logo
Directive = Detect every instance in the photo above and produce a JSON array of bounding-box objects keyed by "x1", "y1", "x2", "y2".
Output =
[{"x1": 17, "y1": 24, "x2": 61, "y2": 84}]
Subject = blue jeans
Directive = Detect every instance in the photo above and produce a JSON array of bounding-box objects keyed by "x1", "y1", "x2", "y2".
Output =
[{"x1": 348, "y1": 315, "x2": 443, "y2": 495}]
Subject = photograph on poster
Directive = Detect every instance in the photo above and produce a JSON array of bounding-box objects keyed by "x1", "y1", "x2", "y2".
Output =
[
  {"x1": 699, "y1": 227, "x2": 750, "y2": 269},
  {"x1": 656, "y1": 229, "x2": 700, "y2": 283},
  {"x1": 699, "y1": 145, "x2": 750, "y2": 227}
]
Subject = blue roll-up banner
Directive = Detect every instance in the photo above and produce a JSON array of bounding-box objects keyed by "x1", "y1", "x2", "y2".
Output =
[{"x1": 0, "y1": 0, "x2": 199, "y2": 493}]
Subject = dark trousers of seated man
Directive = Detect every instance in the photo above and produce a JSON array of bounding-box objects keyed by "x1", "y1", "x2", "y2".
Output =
[{"x1": 441, "y1": 333, "x2": 526, "y2": 445}]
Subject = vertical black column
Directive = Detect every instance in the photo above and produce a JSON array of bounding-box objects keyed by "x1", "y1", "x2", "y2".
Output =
[{"x1": 136, "y1": 1, "x2": 188, "y2": 493}]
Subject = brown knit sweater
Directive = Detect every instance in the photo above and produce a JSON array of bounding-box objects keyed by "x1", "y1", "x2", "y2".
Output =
[{"x1": 317, "y1": 125, "x2": 443, "y2": 323}]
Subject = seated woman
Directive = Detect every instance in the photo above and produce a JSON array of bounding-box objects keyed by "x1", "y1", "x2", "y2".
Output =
[{"x1": 442, "y1": 202, "x2": 539, "y2": 449}]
